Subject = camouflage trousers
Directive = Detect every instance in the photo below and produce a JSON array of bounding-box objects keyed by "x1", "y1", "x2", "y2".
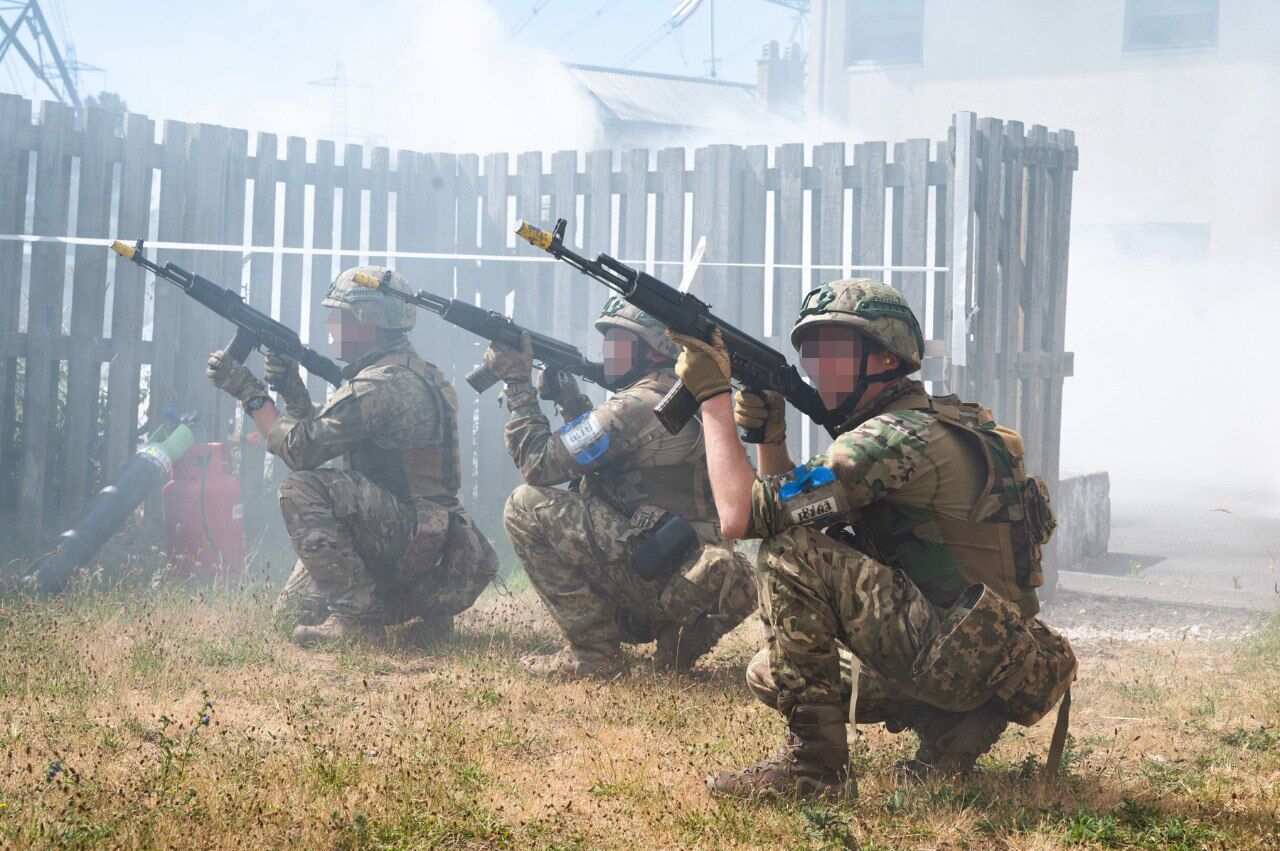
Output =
[
  {"x1": 756, "y1": 525, "x2": 1076, "y2": 725},
  {"x1": 503, "y1": 483, "x2": 757, "y2": 647},
  {"x1": 274, "y1": 469, "x2": 497, "y2": 622}
]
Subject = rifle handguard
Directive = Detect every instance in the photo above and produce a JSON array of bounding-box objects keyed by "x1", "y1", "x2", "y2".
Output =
[{"x1": 466, "y1": 363, "x2": 500, "y2": 393}]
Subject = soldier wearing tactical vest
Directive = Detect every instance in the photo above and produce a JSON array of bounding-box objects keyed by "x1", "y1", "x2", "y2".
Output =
[
  {"x1": 483, "y1": 297, "x2": 757, "y2": 678},
  {"x1": 206, "y1": 266, "x2": 498, "y2": 647},
  {"x1": 668, "y1": 278, "x2": 1076, "y2": 799}
]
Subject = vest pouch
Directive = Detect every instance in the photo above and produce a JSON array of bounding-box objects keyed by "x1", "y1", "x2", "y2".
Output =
[
  {"x1": 1021, "y1": 476, "x2": 1057, "y2": 546},
  {"x1": 928, "y1": 515, "x2": 1023, "y2": 605},
  {"x1": 630, "y1": 510, "x2": 699, "y2": 583}
]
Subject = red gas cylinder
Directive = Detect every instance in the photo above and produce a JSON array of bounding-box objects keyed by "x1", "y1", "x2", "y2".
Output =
[{"x1": 163, "y1": 443, "x2": 246, "y2": 578}]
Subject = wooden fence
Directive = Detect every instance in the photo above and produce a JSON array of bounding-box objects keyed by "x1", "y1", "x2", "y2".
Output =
[{"x1": 0, "y1": 94, "x2": 1077, "y2": 552}]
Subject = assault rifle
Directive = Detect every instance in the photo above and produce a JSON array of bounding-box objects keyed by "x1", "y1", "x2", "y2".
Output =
[
  {"x1": 515, "y1": 218, "x2": 836, "y2": 442},
  {"x1": 111, "y1": 240, "x2": 343, "y2": 388},
  {"x1": 352, "y1": 270, "x2": 606, "y2": 393}
]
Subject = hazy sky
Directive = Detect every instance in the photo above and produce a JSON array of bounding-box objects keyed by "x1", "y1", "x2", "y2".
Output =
[{"x1": 2, "y1": 0, "x2": 801, "y2": 150}]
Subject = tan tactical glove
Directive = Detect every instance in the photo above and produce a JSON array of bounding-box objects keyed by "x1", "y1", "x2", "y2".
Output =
[
  {"x1": 667, "y1": 328, "x2": 731, "y2": 403},
  {"x1": 207, "y1": 349, "x2": 268, "y2": 405},
  {"x1": 483, "y1": 332, "x2": 534, "y2": 386},
  {"x1": 263, "y1": 353, "x2": 313, "y2": 418},
  {"x1": 537, "y1": 368, "x2": 593, "y2": 421},
  {"x1": 734, "y1": 388, "x2": 787, "y2": 445}
]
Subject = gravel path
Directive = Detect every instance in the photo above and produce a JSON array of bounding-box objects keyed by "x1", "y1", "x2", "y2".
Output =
[{"x1": 1040, "y1": 589, "x2": 1271, "y2": 643}]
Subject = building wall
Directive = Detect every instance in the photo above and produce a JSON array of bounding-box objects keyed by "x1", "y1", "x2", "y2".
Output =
[
  {"x1": 812, "y1": 0, "x2": 1280, "y2": 497},
  {"x1": 817, "y1": 0, "x2": 1280, "y2": 266}
]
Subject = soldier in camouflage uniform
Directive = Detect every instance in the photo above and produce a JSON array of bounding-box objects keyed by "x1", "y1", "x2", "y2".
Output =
[
  {"x1": 483, "y1": 297, "x2": 757, "y2": 679},
  {"x1": 668, "y1": 279, "x2": 1076, "y2": 799},
  {"x1": 206, "y1": 266, "x2": 497, "y2": 647}
]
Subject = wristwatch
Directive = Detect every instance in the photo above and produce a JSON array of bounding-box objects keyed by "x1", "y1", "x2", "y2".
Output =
[{"x1": 243, "y1": 393, "x2": 272, "y2": 415}]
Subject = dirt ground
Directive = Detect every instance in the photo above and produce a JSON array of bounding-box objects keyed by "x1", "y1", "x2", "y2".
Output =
[{"x1": 0, "y1": 577, "x2": 1275, "y2": 849}]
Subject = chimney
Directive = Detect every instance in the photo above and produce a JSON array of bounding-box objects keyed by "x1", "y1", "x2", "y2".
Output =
[{"x1": 757, "y1": 40, "x2": 805, "y2": 123}]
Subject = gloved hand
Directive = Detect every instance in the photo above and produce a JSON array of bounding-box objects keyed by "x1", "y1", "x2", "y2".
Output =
[
  {"x1": 264, "y1": 353, "x2": 313, "y2": 418},
  {"x1": 483, "y1": 332, "x2": 534, "y2": 385},
  {"x1": 667, "y1": 328, "x2": 731, "y2": 403},
  {"x1": 734, "y1": 388, "x2": 787, "y2": 444},
  {"x1": 538, "y1": 368, "x2": 593, "y2": 420},
  {"x1": 207, "y1": 349, "x2": 268, "y2": 403}
]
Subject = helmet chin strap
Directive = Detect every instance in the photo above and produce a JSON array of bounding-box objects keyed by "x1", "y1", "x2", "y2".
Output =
[
  {"x1": 826, "y1": 349, "x2": 913, "y2": 427},
  {"x1": 604, "y1": 342, "x2": 673, "y2": 391}
]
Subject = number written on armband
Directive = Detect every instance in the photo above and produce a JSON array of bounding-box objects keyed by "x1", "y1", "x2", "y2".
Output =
[
  {"x1": 557, "y1": 411, "x2": 610, "y2": 464},
  {"x1": 779, "y1": 466, "x2": 849, "y2": 526}
]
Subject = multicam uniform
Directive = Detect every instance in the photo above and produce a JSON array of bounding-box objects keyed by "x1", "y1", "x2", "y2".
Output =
[
  {"x1": 690, "y1": 278, "x2": 1076, "y2": 797},
  {"x1": 502, "y1": 367, "x2": 756, "y2": 652},
  {"x1": 269, "y1": 269, "x2": 497, "y2": 629},
  {"x1": 743, "y1": 377, "x2": 1073, "y2": 728},
  {"x1": 497, "y1": 299, "x2": 756, "y2": 668}
]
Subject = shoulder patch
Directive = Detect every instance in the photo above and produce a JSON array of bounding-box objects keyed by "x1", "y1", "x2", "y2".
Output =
[
  {"x1": 557, "y1": 411, "x2": 610, "y2": 464},
  {"x1": 779, "y1": 465, "x2": 849, "y2": 526}
]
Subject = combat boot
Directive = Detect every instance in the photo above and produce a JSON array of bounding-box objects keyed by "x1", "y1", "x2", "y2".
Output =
[
  {"x1": 898, "y1": 701, "x2": 1009, "y2": 779},
  {"x1": 653, "y1": 616, "x2": 728, "y2": 672},
  {"x1": 519, "y1": 642, "x2": 627, "y2": 680},
  {"x1": 291, "y1": 613, "x2": 383, "y2": 648},
  {"x1": 708, "y1": 704, "x2": 853, "y2": 800}
]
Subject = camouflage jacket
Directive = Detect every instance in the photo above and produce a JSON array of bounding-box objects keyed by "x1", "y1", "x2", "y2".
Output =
[
  {"x1": 748, "y1": 379, "x2": 1053, "y2": 616},
  {"x1": 266, "y1": 337, "x2": 460, "y2": 508},
  {"x1": 502, "y1": 368, "x2": 718, "y2": 536}
]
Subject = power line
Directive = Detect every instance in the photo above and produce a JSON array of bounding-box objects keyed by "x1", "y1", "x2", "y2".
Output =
[
  {"x1": 506, "y1": 0, "x2": 555, "y2": 41},
  {"x1": 548, "y1": 0, "x2": 625, "y2": 50}
]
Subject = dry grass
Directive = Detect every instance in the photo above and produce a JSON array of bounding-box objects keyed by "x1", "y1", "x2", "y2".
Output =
[{"x1": 0, "y1": 575, "x2": 1276, "y2": 849}]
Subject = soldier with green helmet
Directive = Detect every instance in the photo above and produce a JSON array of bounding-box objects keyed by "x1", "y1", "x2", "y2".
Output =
[
  {"x1": 667, "y1": 278, "x2": 1075, "y2": 799},
  {"x1": 206, "y1": 265, "x2": 497, "y2": 647},
  {"x1": 483, "y1": 296, "x2": 757, "y2": 678}
]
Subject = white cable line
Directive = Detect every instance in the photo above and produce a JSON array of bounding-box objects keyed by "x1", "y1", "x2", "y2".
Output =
[{"x1": 0, "y1": 233, "x2": 950, "y2": 273}]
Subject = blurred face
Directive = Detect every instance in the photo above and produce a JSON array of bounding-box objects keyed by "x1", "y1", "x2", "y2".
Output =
[
  {"x1": 798, "y1": 326, "x2": 898, "y2": 409},
  {"x1": 326, "y1": 308, "x2": 379, "y2": 362},
  {"x1": 603, "y1": 328, "x2": 642, "y2": 382}
]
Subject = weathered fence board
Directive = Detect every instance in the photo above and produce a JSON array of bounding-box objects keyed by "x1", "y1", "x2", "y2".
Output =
[
  {"x1": 0, "y1": 102, "x2": 1077, "y2": 552},
  {"x1": 61, "y1": 106, "x2": 114, "y2": 521},
  {"x1": 17, "y1": 100, "x2": 74, "y2": 543}
]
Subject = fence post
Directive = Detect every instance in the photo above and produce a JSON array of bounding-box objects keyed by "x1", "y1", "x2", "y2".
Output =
[
  {"x1": 1041, "y1": 129, "x2": 1077, "y2": 497},
  {"x1": 974, "y1": 117, "x2": 1005, "y2": 410},
  {"x1": 61, "y1": 106, "x2": 115, "y2": 522},
  {"x1": 103, "y1": 112, "x2": 155, "y2": 490},
  {"x1": 306, "y1": 140, "x2": 336, "y2": 403},
  {"x1": 242, "y1": 131, "x2": 278, "y2": 514},
  {"x1": 998, "y1": 121, "x2": 1027, "y2": 424},
  {"x1": 0, "y1": 94, "x2": 30, "y2": 537},
  {"x1": 946, "y1": 111, "x2": 978, "y2": 399},
  {"x1": 18, "y1": 100, "x2": 74, "y2": 544}
]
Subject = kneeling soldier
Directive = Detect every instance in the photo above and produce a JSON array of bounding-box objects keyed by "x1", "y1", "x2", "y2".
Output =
[
  {"x1": 669, "y1": 279, "x2": 1075, "y2": 798},
  {"x1": 484, "y1": 298, "x2": 757, "y2": 678},
  {"x1": 207, "y1": 267, "x2": 497, "y2": 647}
]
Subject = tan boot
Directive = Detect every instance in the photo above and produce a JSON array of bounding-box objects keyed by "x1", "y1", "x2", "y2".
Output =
[
  {"x1": 290, "y1": 613, "x2": 381, "y2": 648},
  {"x1": 519, "y1": 642, "x2": 627, "y2": 680},
  {"x1": 708, "y1": 704, "x2": 853, "y2": 800},
  {"x1": 898, "y1": 701, "x2": 1009, "y2": 779},
  {"x1": 653, "y1": 616, "x2": 728, "y2": 672}
]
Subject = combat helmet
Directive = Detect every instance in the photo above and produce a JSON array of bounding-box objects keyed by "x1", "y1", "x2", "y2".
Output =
[
  {"x1": 791, "y1": 278, "x2": 923, "y2": 370},
  {"x1": 595, "y1": 296, "x2": 679, "y2": 359},
  {"x1": 323, "y1": 265, "x2": 416, "y2": 331}
]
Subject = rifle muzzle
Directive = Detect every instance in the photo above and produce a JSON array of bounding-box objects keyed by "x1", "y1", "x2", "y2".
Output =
[
  {"x1": 110, "y1": 240, "x2": 135, "y2": 260},
  {"x1": 515, "y1": 220, "x2": 554, "y2": 251}
]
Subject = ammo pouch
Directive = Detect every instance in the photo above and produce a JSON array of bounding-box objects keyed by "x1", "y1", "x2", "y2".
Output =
[
  {"x1": 629, "y1": 509, "x2": 699, "y2": 582},
  {"x1": 1022, "y1": 476, "x2": 1057, "y2": 547},
  {"x1": 911, "y1": 584, "x2": 1076, "y2": 726}
]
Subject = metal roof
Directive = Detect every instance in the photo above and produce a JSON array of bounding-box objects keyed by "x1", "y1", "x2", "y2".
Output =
[{"x1": 565, "y1": 63, "x2": 780, "y2": 130}]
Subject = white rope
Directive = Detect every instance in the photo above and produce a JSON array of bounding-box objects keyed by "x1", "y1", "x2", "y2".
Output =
[{"x1": 0, "y1": 233, "x2": 951, "y2": 274}]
